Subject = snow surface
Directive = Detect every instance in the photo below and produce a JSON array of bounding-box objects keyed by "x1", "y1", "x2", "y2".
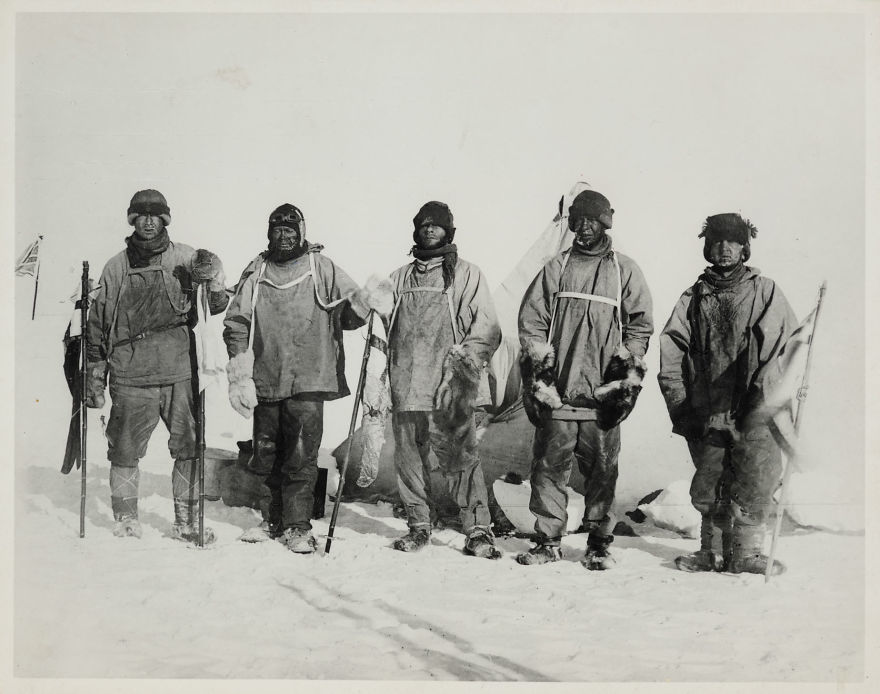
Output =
[{"x1": 12, "y1": 304, "x2": 866, "y2": 683}]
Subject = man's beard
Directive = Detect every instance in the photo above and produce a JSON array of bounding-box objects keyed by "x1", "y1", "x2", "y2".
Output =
[{"x1": 268, "y1": 230, "x2": 306, "y2": 261}]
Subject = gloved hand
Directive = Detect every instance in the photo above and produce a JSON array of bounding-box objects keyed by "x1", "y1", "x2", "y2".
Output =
[
  {"x1": 227, "y1": 351, "x2": 258, "y2": 419},
  {"x1": 193, "y1": 249, "x2": 226, "y2": 292},
  {"x1": 85, "y1": 360, "x2": 107, "y2": 409},
  {"x1": 349, "y1": 275, "x2": 395, "y2": 318}
]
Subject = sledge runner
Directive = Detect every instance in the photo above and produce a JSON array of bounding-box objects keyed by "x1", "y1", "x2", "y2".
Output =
[
  {"x1": 85, "y1": 189, "x2": 228, "y2": 543},
  {"x1": 658, "y1": 213, "x2": 796, "y2": 575},
  {"x1": 380, "y1": 201, "x2": 503, "y2": 558},
  {"x1": 517, "y1": 189, "x2": 653, "y2": 569},
  {"x1": 223, "y1": 204, "x2": 368, "y2": 554}
]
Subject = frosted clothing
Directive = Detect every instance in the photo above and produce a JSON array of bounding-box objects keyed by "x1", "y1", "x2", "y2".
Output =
[
  {"x1": 223, "y1": 247, "x2": 365, "y2": 402},
  {"x1": 392, "y1": 411, "x2": 491, "y2": 534},
  {"x1": 88, "y1": 242, "x2": 228, "y2": 387},
  {"x1": 518, "y1": 247, "x2": 653, "y2": 420},
  {"x1": 388, "y1": 258, "x2": 501, "y2": 411},
  {"x1": 528, "y1": 419, "x2": 620, "y2": 541}
]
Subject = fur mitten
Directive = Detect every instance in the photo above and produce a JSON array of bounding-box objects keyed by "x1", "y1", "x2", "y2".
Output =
[
  {"x1": 192, "y1": 249, "x2": 226, "y2": 293},
  {"x1": 227, "y1": 350, "x2": 258, "y2": 419},
  {"x1": 519, "y1": 342, "x2": 563, "y2": 426},
  {"x1": 433, "y1": 344, "x2": 482, "y2": 432},
  {"x1": 349, "y1": 275, "x2": 395, "y2": 319},
  {"x1": 594, "y1": 346, "x2": 647, "y2": 430},
  {"x1": 85, "y1": 360, "x2": 107, "y2": 409}
]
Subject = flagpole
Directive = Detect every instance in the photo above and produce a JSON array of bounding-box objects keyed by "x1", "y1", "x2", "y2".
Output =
[
  {"x1": 765, "y1": 280, "x2": 827, "y2": 583},
  {"x1": 30, "y1": 235, "x2": 43, "y2": 321}
]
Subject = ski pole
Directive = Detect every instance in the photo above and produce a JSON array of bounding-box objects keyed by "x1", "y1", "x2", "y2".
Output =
[
  {"x1": 79, "y1": 261, "x2": 89, "y2": 538},
  {"x1": 325, "y1": 311, "x2": 374, "y2": 554},
  {"x1": 198, "y1": 283, "x2": 208, "y2": 548},
  {"x1": 765, "y1": 281, "x2": 827, "y2": 583}
]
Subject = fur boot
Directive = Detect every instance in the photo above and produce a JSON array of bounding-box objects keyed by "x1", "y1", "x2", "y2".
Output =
[
  {"x1": 227, "y1": 350, "x2": 258, "y2": 419},
  {"x1": 594, "y1": 346, "x2": 647, "y2": 430},
  {"x1": 433, "y1": 344, "x2": 482, "y2": 432},
  {"x1": 519, "y1": 342, "x2": 563, "y2": 426},
  {"x1": 349, "y1": 274, "x2": 395, "y2": 318}
]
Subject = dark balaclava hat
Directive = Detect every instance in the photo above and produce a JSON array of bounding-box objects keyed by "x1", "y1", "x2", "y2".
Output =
[
  {"x1": 266, "y1": 203, "x2": 307, "y2": 261},
  {"x1": 127, "y1": 189, "x2": 171, "y2": 226},
  {"x1": 568, "y1": 190, "x2": 614, "y2": 231},
  {"x1": 699, "y1": 213, "x2": 757, "y2": 263},
  {"x1": 412, "y1": 201, "x2": 456, "y2": 245}
]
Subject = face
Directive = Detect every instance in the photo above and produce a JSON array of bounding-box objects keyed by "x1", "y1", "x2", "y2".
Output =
[
  {"x1": 707, "y1": 238, "x2": 745, "y2": 268},
  {"x1": 415, "y1": 223, "x2": 448, "y2": 250},
  {"x1": 570, "y1": 216, "x2": 604, "y2": 249},
  {"x1": 269, "y1": 224, "x2": 303, "y2": 252},
  {"x1": 133, "y1": 215, "x2": 165, "y2": 240}
]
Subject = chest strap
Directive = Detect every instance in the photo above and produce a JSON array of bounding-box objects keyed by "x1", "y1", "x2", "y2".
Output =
[{"x1": 113, "y1": 320, "x2": 188, "y2": 349}]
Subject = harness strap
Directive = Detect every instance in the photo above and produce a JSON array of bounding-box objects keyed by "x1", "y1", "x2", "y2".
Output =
[
  {"x1": 112, "y1": 320, "x2": 188, "y2": 349},
  {"x1": 388, "y1": 266, "x2": 460, "y2": 344},
  {"x1": 548, "y1": 251, "x2": 623, "y2": 345},
  {"x1": 309, "y1": 252, "x2": 346, "y2": 310}
]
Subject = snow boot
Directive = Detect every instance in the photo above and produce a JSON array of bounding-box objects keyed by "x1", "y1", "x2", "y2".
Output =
[
  {"x1": 463, "y1": 527, "x2": 502, "y2": 560},
  {"x1": 392, "y1": 528, "x2": 431, "y2": 552},
  {"x1": 171, "y1": 498, "x2": 216, "y2": 545},
  {"x1": 239, "y1": 520, "x2": 280, "y2": 543},
  {"x1": 726, "y1": 522, "x2": 786, "y2": 576},
  {"x1": 515, "y1": 541, "x2": 562, "y2": 565},
  {"x1": 675, "y1": 514, "x2": 724, "y2": 572},
  {"x1": 282, "y1": 527, "x2": 318, "y2": 554},
  {"x1": 112, "y1": 516, "x2": 142, "y2": 539},
  {"x1": 582, "y1": 534, "x2": 615, "y2": 571}
]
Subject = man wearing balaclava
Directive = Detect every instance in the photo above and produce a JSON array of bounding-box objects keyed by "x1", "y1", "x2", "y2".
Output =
[
  {"x1": 223, "y1": 203, "x2": 368, "y2": 554},
  {"x1": 517, "y1": 189, "x2": 654, "y2": 569},
  {"x1": 85, "y1": 189, "x2": 228, "y2": 543},
  {"x1": 658, "y1": 213, "x2": 796, "y2": 575},
  {"x1": 384, "y1": 201, "x2": 502, "y2": 558}
]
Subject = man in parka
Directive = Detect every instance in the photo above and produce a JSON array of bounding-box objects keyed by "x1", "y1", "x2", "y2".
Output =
[
  {"x1": 384, "y1": 201, "x2": 502, "y2": 558},
  {"x1": 85, "y1": 189, "x2": 228, "y2": 543},
  {"x1": 517, "y1": 189, "x2": 653, "y2": 569},
  {"x1": 223, "y1": 203, "x2": 367, "y2": 554},
  {"x1": 657, "y1": 213, "x2": 796, "y2": 575}
]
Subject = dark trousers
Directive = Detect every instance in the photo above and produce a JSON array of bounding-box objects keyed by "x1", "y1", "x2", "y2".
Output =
[
  {"x1": 252, "y1": 398, "x2": 324, "y2": 532},
  {"x1": 529, "y1": 419, "x2": 620, "y2": 542},
  {"x1": 392, "y1": 411, "x2": 491, "y2": 535}
]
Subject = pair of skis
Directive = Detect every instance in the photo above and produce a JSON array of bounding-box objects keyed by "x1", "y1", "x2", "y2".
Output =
[{"x1": 63, "y1": 263, "x2": 211, "y2": 548}]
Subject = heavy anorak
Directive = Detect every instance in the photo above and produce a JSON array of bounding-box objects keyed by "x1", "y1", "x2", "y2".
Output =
[
  {"x1": 518, "y1": 245, "x2": 654, "y2": 419},
  {"x1": 223, "y1": 246, "x2": 364, "y2": 402},
  {"x1": 388, "y1": 257, "x2": 501, "y2": 411},
  {"x1": 657, "y1": 266, "x2": 797, "y2": 439},
  {"x1": 88, "y1": 241, "x2": 228, "y2": 387}
]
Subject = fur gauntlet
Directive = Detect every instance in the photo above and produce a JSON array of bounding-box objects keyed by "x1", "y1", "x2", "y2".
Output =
[
  {"x1": 519, "y1": 342, "x2": 563, "y2": 426},
  {"x1": 594, "y1": 346, "x2": 647, "y2": 430},
  {"x1": 227, "y1": 350, "x2": 258, "y2": 419},
  {"x1": 193, "y1": 248, "x2": 226, "y2": 292},
  {"x1": 85, "y1": 360, "x2": 108, "y2": 409},
  {"x1": 349, "y1": 275, "x2": 395, "y2": 319},
  {"x1": 433, "y1": 344, "x2": 483, "y2": 432}
]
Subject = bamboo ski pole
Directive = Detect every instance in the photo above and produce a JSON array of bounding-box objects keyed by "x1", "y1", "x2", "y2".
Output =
[
  {"x1": 198, "y1": 284, "x2": 208, "y2": 548},
  {"x1": 31, "y1": 237, "x2": 43, "y2": 321},
  {"x1": 325, "y1": 311, "x2": 375, "y2": 554},
  {"x1": 79, "y1": 261, "x2": 89, "y2": 538},
  {"x1": 765, "y1": 281, "x2": 827, "y2": 583}
]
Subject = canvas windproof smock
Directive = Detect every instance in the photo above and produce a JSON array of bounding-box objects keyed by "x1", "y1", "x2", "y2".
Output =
[
  {"x1": 387, "y1": 257, "x2": 501, "y2": 411},
  {"x1": 223, "y1": 246, "x2": 364, "y2": 402},
  {"x1": 518, "y1": 245, "x2": 654, "y2": 420},
  {"x1": 657, "y1": 266, "x2": 797, "y2": 440},
  {"x1": 87, "y1": 241, "x2": 228, "y2": 387}
]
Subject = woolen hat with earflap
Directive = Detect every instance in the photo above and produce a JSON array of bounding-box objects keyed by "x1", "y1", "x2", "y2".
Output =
[
  {"x1": 266, "y1": 203, "x2": 306, "y2": 239},
  {"x1": 127, "y1": 189, "x2": 171, "y2": 226},
  {"x1": 699, "y1": 213, "x2": 758, "y2": 262},
  {"x1": 568, "y1": 190, "x2": 614, "y2": 230},
  {"x1": 412, "y1": 201, "x2": 455, "y2": 244}
]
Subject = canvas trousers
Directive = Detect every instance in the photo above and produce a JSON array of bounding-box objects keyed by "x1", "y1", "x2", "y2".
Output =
[
  {"x1": 251, "y1": 398, "x2": 324, "y2": 532},
  {"x1": 105, "y1": 381, "x2": 198, "y2": 520},
  {"x1": 529, "y1": 418, "x2": 620, "y2": 542},
  {"x1": 392, "y1": 410, "x2": 491, "y2": 535}
]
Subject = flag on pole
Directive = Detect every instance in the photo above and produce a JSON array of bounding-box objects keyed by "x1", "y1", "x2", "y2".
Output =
[
  {"x1": 193, "y1": 283, "x2": 225, "y2": 393},
  {"x1": 760, "y1": 306, "x2": 820, "y2": 456},
  {"x1": 15, "y1": 236, "x2": 42, "y2": 277}
]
